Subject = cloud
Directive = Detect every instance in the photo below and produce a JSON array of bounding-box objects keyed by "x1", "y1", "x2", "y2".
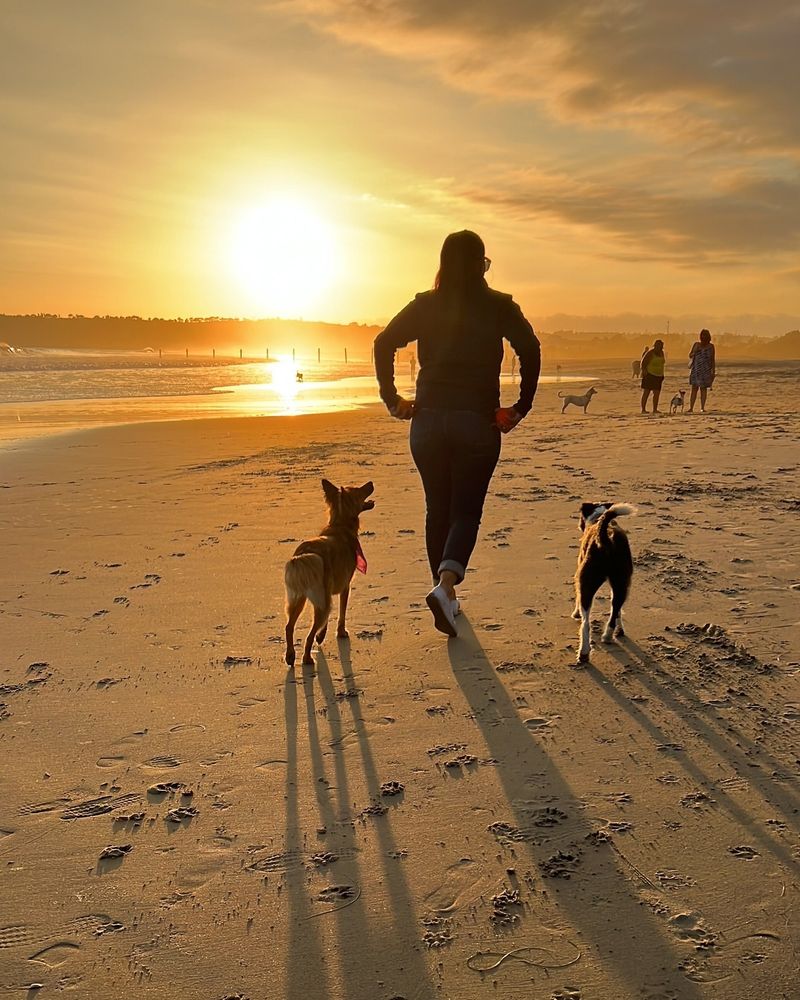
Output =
[
  {"x1": 289, "y1": 0, "x2": 800, "y2": 153},
  {"x1": 447, "y1": 164, "x2": 800, "y2": 264}
]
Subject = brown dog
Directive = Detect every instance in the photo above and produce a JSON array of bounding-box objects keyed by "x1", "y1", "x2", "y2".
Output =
[{"x1": 284, "y1": 479, "x2": 375, "y2": 666}]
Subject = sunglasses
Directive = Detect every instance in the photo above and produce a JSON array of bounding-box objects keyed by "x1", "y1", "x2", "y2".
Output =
[{"x1": 483, "y1": 257, "x2": 492, "y2": 272}]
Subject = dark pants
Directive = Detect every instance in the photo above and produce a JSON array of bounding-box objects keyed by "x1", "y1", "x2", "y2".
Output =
[{"x1": 410, "y1": 408, "x2": 501, "y2": 584}]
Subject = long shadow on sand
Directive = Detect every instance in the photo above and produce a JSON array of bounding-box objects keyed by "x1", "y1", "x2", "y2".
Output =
[
  {"x1": 283, "y1": 667, "x2": 332, "y2": 1000},
  {"x1": 281, "y1": 647, "x2": 436, "y2": 1000},
  {"x1": 448, "y1": 616, "x2": 704, "y2": 998},
  {"x1": 598, "y1": 638, "x2": 800, "y2": 868},
  {"x1": 299, "y1": 659, "x2": 376, "y2": 1000},
  {"x1": 318, "y1": 643, "x2": 437, "y2": 1000},
  {"x1": 319, "y1": 648, "x2": 436, "y2": 1000}
]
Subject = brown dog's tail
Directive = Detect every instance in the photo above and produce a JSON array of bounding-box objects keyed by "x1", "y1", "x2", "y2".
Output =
[
  {"x1": 284, "y1": 553, "x2": 329, "y2": 611},
  {"x1": 597, "y1": 503, "x2": 637, "y2": 544}
]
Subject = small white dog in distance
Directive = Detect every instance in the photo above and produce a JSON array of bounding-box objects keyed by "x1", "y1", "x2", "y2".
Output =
[
  {"x1": 559, "y1": 387, "x2": 597, "y2": 413},
  {"x1": 670, "y1": 390, "x2": 686, "y2": 415},
  {"x1": 572, "y1": 502, "x2": 636, "y2": 663}
]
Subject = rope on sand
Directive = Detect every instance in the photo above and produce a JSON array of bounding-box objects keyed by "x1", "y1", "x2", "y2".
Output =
[
  {"x1": 608, "y1": 841, "x2": 660, "y2": 893},
  {"x1": 466, "y1": 939, "x2": 581, "y2": 973}
]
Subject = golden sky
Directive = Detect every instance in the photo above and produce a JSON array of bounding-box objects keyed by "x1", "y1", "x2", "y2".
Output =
[{"x1": 1, "y1": 1, "x2": 799, "y2": 330}]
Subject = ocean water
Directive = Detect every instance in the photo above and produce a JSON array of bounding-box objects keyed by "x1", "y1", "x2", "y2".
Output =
[{"x1": 0, "y1": 348, "x2": 589, "y2": 445}]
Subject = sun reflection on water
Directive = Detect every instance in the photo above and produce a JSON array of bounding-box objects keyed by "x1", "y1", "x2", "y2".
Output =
[{"x1": 268, "y1": 357, "x2": 301, "y2": 406}]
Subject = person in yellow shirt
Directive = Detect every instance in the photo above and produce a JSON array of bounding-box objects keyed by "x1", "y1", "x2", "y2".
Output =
[{"x1": 640, "y1": 338, "x2": 665, "y2": 414}]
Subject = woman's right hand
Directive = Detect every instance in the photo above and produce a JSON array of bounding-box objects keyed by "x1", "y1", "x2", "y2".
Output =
[{"x1": 390, "y1": 397, "x2": 415, "y2": 420}]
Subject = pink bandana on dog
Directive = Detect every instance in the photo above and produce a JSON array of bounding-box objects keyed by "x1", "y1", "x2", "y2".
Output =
[{"x1": 355, "y1": 538, "x2": 368, "y2": 574}]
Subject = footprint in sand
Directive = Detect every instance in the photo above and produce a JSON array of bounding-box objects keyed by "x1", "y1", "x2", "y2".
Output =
[
  {"x1": 638, "y1": 987, "x2": 680, "y2": 1000},
  {"x1": 200, "y1": 750, "x2": 233, "y2": 766},
  {"x1": 423, "y1": 858, "x2": 489, "y2": 914},
  {"x1": 114, "y1": 730, "x2": 148, "y2": 747},
  {"x1": 524, "y1": 716, "x2": 559, "y2": 730},
  {"x1": 61, "y1": 793, "x2": 140, "y2": 820},
  {"x1": 28, "y1": 941, "x2": 81, "y2": 968},
  {"x1": 165, "y1": 807, "x2": 198, "y2": 825},
  {"x1": 680, "y1": 791, "x2": 715, "y2": 810},
  {"x1": 96, "y1": 677, "x2": 124, "y2": 690},
  {"x1": 668, "y1": 911, "x2": 717, "y2": 949},
  {"x1": 728, "y1": 845, "x2": 759, "y2": 860},
  {"x1": 656, "y1": 869, "x2": 695, "y2": 890},
  {"x1": 147, "y1": 782, "x2": 184, "y2": 801},
  {"x1": 246, "y1": 849, "x2": 305, "y2": 874},
  {"x1": 96, "y1": 755, "x2": 126, "y2": 769},
  {"x1": 169, "y1": 722, "x2": 206, "y2": 734},
  {"x1": 540, "y1": 850, "x2": 581, "y2": 879},
  {"x1": 142, "y1": 754, "x2": 182, "y2": 770},
  {"x1": 18, "y1": 798, "x2": 71, "y2": 816},
  {"x1": 0, "y1": 915, "x2": 122, "y2": 952}
]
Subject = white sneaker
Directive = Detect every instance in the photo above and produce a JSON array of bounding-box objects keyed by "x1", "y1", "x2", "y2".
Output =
[{"x1": 426, "y1": 585, "x2": 458, "y2": 637}]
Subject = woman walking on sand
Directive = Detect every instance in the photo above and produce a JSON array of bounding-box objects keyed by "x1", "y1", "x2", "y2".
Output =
[
  {"x1": 373, "y1": 230, "x2": 541, "y2": 636},
  {"x1": 640, "y1": 339, "x2": 666, "y2": 414},
  {"x1": 688, "y1": 329, "x2": 716, "y2": 413}
]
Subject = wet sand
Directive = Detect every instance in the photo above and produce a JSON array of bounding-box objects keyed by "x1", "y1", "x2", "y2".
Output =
[{"x1": 1, "y1": 368, "x2": 798, "y2": 998}]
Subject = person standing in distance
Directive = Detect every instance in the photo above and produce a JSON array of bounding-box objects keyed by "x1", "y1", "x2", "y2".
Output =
[
  {"x1": 688, "y1": 328, "x2": 716, "y2": 413},
  {"x1": 640, "y1": 339, "x2": 666, "y2": 414},
  {"x1": 373, "y1": 230, "x2": 541, "y2": 636}
]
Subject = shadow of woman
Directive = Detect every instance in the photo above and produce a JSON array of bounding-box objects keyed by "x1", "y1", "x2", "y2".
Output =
[{"x1": 447, "y1": 617, "x2": 704, "y2": 998}]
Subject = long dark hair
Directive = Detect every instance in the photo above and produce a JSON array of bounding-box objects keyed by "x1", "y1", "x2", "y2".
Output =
[{"x1": 434, "y1": 230, "x2": 487, "y2": 296}]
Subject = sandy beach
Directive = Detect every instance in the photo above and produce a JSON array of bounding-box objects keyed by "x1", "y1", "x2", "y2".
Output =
[{"x1": 1, "y1": 367, "x2": 798, "y2": 999}]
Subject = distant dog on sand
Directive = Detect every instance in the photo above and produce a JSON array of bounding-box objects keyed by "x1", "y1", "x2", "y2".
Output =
[
  {"x1": 572, "y1": 502, "x2": 636, "y2": 663},
  {"x1": 284, "y1": 479, "x2": 374, "y2": 666},
  {"x1": 669, "y1": 389, "x2": 686, "y2": 415},
  {"x1": 559, "y1": 387, "x2": 597, "y2": 413}
]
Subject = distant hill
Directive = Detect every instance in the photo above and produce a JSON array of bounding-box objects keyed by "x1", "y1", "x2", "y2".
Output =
[{"x1": 1, "y1": 315, "x2": 799, "y2": 362}]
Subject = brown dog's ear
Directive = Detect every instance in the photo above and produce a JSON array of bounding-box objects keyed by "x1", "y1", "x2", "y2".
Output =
[{"x1": 321, "y1": 479, "x2": 339, "y2": 504}]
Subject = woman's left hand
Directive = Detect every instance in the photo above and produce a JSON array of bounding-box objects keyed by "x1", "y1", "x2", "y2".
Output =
[
  {"x1": 390, "y1": 397, "x2": 415, "y2": 420},
  {"x1": 494, "y1": 407, "x2": 523, "y2": 433}
]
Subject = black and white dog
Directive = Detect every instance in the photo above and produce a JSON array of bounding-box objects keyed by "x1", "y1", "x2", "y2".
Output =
[
  {"x1": 669, "y1": 390, "x2": 686, "y2": 415},
  {"x1": 572, "y1": 502, "x2": 636, "y2": 663}
]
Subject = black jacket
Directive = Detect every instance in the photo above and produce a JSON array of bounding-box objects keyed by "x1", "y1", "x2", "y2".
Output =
[{"x1": 374, "y1": 287, "x2": 541, "y2": 417}]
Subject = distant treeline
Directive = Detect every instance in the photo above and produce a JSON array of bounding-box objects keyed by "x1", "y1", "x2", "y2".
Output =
[
  {"x1": 2, "y1": 314, "x2": 799, "y2": 361},
  {"x1": 0, "y1": 314, "x2": 382, "y2": 360}
]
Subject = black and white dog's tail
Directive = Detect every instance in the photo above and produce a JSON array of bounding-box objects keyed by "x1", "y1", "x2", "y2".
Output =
[{"x1": 597, "y1": 503, "x2": 637, "y2": 544}]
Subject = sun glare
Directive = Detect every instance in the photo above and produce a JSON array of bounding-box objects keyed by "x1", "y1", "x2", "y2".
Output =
[
  {"x1": 269, "y1": 357, "x2": 300, "y2": 404},
  {"x1": 228, "y1": 195, "x2": 338, "y2": 318}
]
